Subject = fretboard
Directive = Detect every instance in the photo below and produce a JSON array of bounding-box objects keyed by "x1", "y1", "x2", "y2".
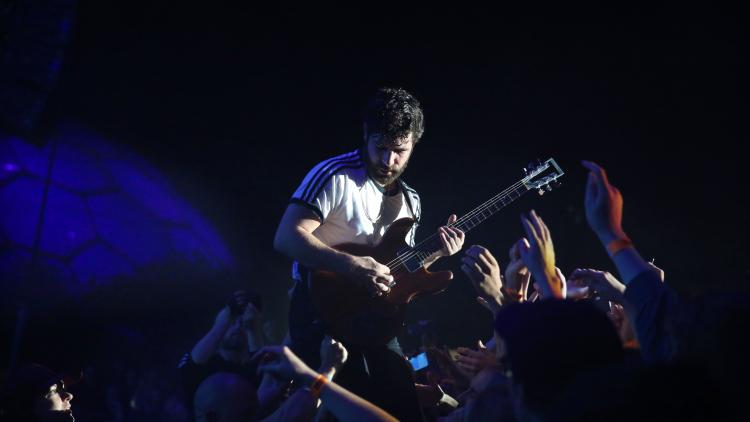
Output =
[
  {"x1": 394, "y1": 182, "x2": 531, "y2": 272},
  {"x1": 453, "y1": 183, "x2": 529, "y2": 233}
]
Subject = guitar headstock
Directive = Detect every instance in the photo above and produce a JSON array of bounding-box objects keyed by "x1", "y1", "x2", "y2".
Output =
[{"x1": 522, "y1": 158, "x2": 564, "y2": 195}]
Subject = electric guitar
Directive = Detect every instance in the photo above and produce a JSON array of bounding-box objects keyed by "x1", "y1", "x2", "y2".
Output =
[{"x1": 308, "y1": 159, "x2": 565, "y2": 346}]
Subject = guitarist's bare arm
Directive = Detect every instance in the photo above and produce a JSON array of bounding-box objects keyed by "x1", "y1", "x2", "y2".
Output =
[{"x1": 273, "y1": 203, "x2": 394, "y2": 296}]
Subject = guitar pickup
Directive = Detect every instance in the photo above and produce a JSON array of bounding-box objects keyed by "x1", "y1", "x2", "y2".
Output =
[{"x1": 397, "y1": 249, "x2": 428, "y2": 273}]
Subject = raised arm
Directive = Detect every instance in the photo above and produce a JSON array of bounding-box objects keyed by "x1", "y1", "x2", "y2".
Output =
[
  {"x1": 256, "y1": 345, "x2": 398, "y2": 422},
  {"x1": 582, "y1": 160, "x2": 654, "y2": 284},
  {"x1": 518, "y1": 210, "x2": 565, "y2": 299},
  {"x1": 191, "y1": 305, "x2": 233, "y2": 364},
  {"x1": 258, "y1": 337, "x2": 348, "y2": 422},
  {"x1": 582, "y1": 160, "x2": 680, "y2": 362}
]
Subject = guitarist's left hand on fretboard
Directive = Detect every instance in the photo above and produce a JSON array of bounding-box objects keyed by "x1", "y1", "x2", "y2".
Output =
[{"x1": 423, "y1": 213, "x2": 466, "y2": 269}]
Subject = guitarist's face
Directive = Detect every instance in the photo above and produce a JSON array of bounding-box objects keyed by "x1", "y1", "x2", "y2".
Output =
[{"x1": 365, "y1": 132, "x2": 414, "y2": 187}]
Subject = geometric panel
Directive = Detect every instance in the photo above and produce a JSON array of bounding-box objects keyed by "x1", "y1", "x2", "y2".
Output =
[
  {"x1": 0, "y1": 177, "x2": 44, "y2": 248},
  {"x1": 0, "y1": 126, "x2": 233, "y2": 295},
  {"x1": 87, "y1": 192, "x2": 172, "y2": 266},
  {"x1": 8, "y1": 136, "x2": 49, "y2": 177},
  {"x1": 186, "y1": 212, "x2": 232, "y2": 267},
  {"x1": 0, "y1": 138, "x2": 23, "y2": 184},
  {"x1": 0, "y1": 178, "x2": 96, "y2": 258},
  {"x1": 49, "y1": 139, "x2": 115, "y2": 193},
  {"x1": 70, "y1": 243, "x2": 134, "y2": 287},
  {"x1": 0, "y1": 249, "x2": 75, "y2": 291},
  {"x1": 170, "y1": 226, "x2": 209, "y2": 262},
  {"x1": 108, "y1": 159, "x2": 189, "y2": 224},
  {"x1": 39, "y1": 185, "x2": 97, "y2": 258}
]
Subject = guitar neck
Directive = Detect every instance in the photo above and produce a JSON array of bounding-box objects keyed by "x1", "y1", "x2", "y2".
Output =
[
  {"x1": 453, "y1": 183, "x2": 529, "y2": 234},
  {"x1": 408, "y1": 181, "x2": 531, "y2": 260},
  {"x1": 391, "y1": 158, "x2": 563, "y2": 273}
]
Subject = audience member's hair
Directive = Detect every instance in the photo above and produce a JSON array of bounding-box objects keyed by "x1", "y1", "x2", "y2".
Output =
[
  {"x1": 193, "y1": 372, "x2": 257, "y2": 422},
  {"x1": 494, "y1": 300, "x2": 624, "y2": 413}
]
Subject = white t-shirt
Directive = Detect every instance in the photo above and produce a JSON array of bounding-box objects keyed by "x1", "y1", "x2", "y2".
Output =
[{"x1": 289, "y1": 148, "x2": 421, "y2": 280}]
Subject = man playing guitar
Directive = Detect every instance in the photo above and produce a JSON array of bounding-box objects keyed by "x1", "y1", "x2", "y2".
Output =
[{"x1": 274, "y1": 87, "x2": 464, "y2": 420}]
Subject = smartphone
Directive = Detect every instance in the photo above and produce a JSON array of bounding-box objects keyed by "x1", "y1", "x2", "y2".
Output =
[{"x1": 409, "y1": 352, "x2": 429, "y2": 371}]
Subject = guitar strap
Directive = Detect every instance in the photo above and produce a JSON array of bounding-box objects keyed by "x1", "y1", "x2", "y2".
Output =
[
  {"x1": 398, "y1": 179, "x2": 421, "y2": 247},
  {"x1": 397, "y1": 179, "x2": 421, "y2": 223}
]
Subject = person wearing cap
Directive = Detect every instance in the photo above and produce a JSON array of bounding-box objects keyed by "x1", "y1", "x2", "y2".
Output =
[{"x1": 1, "y1": 363, "x2": 77, "y2": 421}]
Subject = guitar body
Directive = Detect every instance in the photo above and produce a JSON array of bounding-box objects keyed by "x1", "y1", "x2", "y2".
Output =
[{"x1": 308, "y1": 218, "x2": 454, "y2": 346}]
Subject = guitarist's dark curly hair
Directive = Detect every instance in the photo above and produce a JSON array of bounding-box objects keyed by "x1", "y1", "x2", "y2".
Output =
[{"x1": 363, "y1": 87, "x2": 425, "y2": 144}]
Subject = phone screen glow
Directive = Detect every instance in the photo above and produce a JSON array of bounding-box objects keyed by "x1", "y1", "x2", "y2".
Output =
[{"x1": 409, "y1": 352, "x2": 428, "y2": 371}]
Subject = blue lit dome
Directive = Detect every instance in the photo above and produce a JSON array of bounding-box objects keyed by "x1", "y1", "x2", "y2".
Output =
[{"x1": 0, "y1": 124, "x2": 232, "y2": 296}]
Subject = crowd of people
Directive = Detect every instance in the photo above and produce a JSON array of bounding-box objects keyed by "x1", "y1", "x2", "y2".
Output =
[
  {"x1": 3, "y1": 159, "x2": 746, "y2": 421},
  {"x1": 2, "y1": 87, "x2": 747, "y2": 421}
]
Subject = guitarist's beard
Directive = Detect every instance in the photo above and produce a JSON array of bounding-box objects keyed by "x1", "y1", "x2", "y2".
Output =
[{"x1": 366, "y1": 158, "x2": 409, "y2": 188}]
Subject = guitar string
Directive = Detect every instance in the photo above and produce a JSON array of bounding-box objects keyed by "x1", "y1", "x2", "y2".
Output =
[
  {"x1": 383, "y1": 164, "x2": 559, "y2": 277},
  {"x1": 384, "y1": 177, "x2": 532, "y2": 276},
  {"x1": 386, "y1": 178, "x2": 528, "y2": 271}
]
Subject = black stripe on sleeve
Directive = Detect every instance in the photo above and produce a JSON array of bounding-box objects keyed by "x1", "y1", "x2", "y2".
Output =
[
  {"x1": 301, "y1": 152, "x2": 359, "y2": 201},
  {"x1": 308, "y1": 162, "x2": 363, "y2": 204},
  {"x1": 290, "y1": 198, "x2": 324, "y2": 221}
]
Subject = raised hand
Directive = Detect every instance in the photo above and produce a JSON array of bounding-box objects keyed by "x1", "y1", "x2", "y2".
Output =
[
  {"x1": 319, "y1": 336, "x2": 348, "y2": 378},
  {"x1": 568, "y1": 268, "x2": 626, "y2": 302},
  {"x1": 582, "y1": 160, "x2": 627, "y2": 244},
  {"x1": 241, "y1": 302, "x2": 260, "y2": 326},
  {"x1": 214, "y1": 305, "x2": 234, "y2": 329},
  {"x1": 253, "y1": 345, "x2": 317, "y2": 384},
  {"x1": 504, "y1": 240, "x2": 532, "y2": 302},
  {"x1": 454, "y1": 340, "x2": 497, "y2": 377},
  {"x1": 461, "y1": 245, "x2": 503, "y2": 312},
  {"x1": 608, "y1": 302, "x2": 638, "y2": 348},
  {"x1": 529, "y1": 267, "x2": 567, "y2": 300},
  {"x1": 518, "y1": 210, "x2": 563, "y2": 299},
  {"x1": 566, "y1": 275, "x2": 592, "y2": 300}
]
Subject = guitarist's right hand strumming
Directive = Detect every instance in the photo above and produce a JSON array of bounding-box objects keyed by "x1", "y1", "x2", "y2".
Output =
[
  {"x1": 346, "y1": 255, "x2": 394, "y2": 297},
  {"x1": 274, "y1": 203, "x2": 395, "y2": 298}
]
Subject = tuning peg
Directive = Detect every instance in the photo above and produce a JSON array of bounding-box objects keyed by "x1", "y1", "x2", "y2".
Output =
[{"x1": 545, "y1": 184, "x2": 552, "y2": 191}]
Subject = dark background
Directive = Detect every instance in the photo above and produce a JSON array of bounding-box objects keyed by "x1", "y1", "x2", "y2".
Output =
[{"x1": 2, "y1": 1, "x2": 749, "y2": 395}]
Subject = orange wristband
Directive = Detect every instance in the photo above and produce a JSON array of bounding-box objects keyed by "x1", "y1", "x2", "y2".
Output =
[
  {"x1": 308, "y1": 374, "x2": 329, "y2": 399},
  {"x1": 607, "y1": 237, "x2": 633, "y2": 257}
]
